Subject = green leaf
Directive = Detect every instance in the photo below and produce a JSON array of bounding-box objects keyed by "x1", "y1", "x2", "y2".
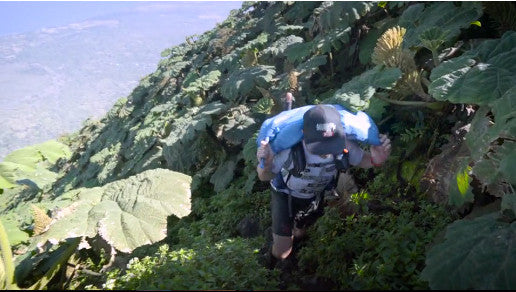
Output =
[
  {"x1": 465, "y1": 88, "x2": 515, "y2": 197},
  {"x1": 162, "y1": 102, "x2": 227, "y2": 172},
  {"x1": 449, "y1": 164, "x2": 474, "y2": 207},
  {"x1": 472, "y1": 141, "x2": 516, "y2": 197},
  {"x1": 457, "y1": 166, "x2": 472, "y2": 195},
  {"x1": 285, "y1": 42, "x2": 313, "y2": 64},
  {"x1": 470, "y1": 20, "x2": 482, "y2": 27},
  {"x1": 399, "y1": 2, "x2": 483, "y2": 49},
  {"x1": 378, "y1": 2, "x2": 387, "y2": 8},
  {"x1": 313, "y1": 26, "x2": 351, "y2": 54},
  {"x1": 295, "y1": 54, "x2": 327, "y2": 75},
  {"x1": 419, "y1": 27, "x2": 449, "y2": 52},
  {"x1": 210, "y1": 160, "x2": 237, "y2": 193},
  {"x1": 323, "y1": 66, "x2": 402, "y2": 110},
  {"x1": 261, "y1": 35, "x2": 304, "y2": 58},
  {"x1": 490, "y1": 86, "x2": 516, "y2": 142},
  {"x1": 0, "y1": 219, "x2": 16, "y2": 290},
  {"x1": 221, "y1": 66, "x2": 276, "y2": 102},
  {"x1": 217, "y1": 105, "x2": 259, "y2": 147},
  {"x1": 429, "y1": 31, "x2": 516, "y2": 105},
  {"x1": 36, "y1": 168, "x2": 192, "y2": 253},
  {"x1": 0, "y1": 176, "x2": 15, "y2": 190},
  {"x1": 501, "y1": 193, "x2": 516, "y2": 221},
  {"x1": 421, "y1": 212, "x2": 516, "y2": 289},
  {"x1": 0, "y1": 140, "x2": 71, "y2": 189},
  {"x1": 499, "y1": 152, "x2": 516, "y2": 185}
]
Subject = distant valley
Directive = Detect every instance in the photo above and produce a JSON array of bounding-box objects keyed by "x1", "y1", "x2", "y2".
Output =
[{"x1": 0, "y1": 2, "x2": 241, "y2": 160}]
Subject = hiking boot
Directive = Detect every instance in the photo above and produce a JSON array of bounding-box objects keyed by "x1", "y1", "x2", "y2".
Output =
[
  {"x1": 258, "y1": 241, "x2": 277, "y2": 269},
  {"x1": 274, "y1": 253, "x2": 296, "y2": 273},
  {"x1": 275, "y1": 255, "x2": 297, "y2": 290}
]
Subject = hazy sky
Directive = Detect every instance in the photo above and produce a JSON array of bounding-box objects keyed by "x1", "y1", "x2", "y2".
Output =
[{"x1": 0, "y1": 1, "x2": 243, "y2": 36}]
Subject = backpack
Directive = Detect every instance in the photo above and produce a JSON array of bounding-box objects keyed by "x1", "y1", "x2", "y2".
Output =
[{"x1": 256, "y1": 104, "x2": 380, "y2": 155}]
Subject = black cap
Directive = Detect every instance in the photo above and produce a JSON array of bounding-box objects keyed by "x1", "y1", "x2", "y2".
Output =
[{"x1": 303, "y1": 105, "x2": 346, "y2": 155}]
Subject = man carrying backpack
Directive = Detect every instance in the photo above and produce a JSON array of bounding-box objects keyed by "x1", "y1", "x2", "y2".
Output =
[{"x1": 256, "y1": 104, "x2": 391, "y2": 266}]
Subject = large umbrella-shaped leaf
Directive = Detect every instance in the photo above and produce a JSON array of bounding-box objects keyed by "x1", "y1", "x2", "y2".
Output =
[
  {"x1": 36, "y1": 168, "x2": 192, "y2": 253},
  {"x1": 221, "y1": 65, "x2": 276, "y2": 102},
  {"x1": 421, "y1": 212, "x2": 516, "y2": 289},
  {"x1": 399, "y1": 2, "x2": 482, "y2": 49},
  {"x1": 429, "y1": 31, "x2": 516, "y2": 105},
  {"x1": 323, "y1": 66, "x2": 401, "y2": 110},
  {"x1": 0, "y1": 140, "x2": 70, "y2": 190}
]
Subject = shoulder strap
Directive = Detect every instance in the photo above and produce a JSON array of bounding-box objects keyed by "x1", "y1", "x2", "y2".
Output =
[
  {"x1": 289, "y1": 141, "x2": 306, "y2": 178},
  {"x1": 325, "y1": 147, "x2": 349, "y2": 190},
  {"x1": 281, "y1": 141, "x2": 306, "y2": 180},
  {"x1": 334, "y1": 148, "x2": 350, "y2": 173}
]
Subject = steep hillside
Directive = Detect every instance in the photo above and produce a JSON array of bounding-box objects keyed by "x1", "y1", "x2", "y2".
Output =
[{"x1": 0, "y1": 1, "x2": 514, "y2": 290}]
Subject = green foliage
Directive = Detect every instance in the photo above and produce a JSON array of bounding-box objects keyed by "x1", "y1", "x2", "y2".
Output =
[
  {"x1": 261, "y1": 35, "x2": 304, "y2": 59},
  {"x1": 104, "y1": 239, "x2": 278, "y2": 290},
  {"x1": 0, "y1": 140, "x2": 71, "y2": 191},
  {"x1": 36, "y1": 168, "x2": 192, "y2": 253},
  {"x1": 220, "y1": 65, "x2": 276, "y2": 103},
  {"x1": 448, "y1": 164, "x2": 474, "y2": 206},
  {"x1": 419, "y1": 27, "x2": 449, "y2": 53},
  {"x1": 0, "y1": 216, "x2": 29, "y2": 247},
  {"x1": 216, "y1": 105, "x2": 259, "y2": 147},
  {"x1": 210, "y1": 159, "x2": 236, "y2": 193},
  {"x1": 421, "y1": 212, "x2": 516, "y2": 290},
  {"x1": 323, "y1": 66, "x2": 402, "y2": 110},
  {"x1": 298, "y1": 197, "x2": 453, "y2": 290},
  {"x1": 0, "y1": 219, "x2": 16, "y2": 290},
  {"x1": 501, "y1": 193, "x2": 516, "y2": 221},
  {"x1": 4, "y1": 1, "x2": 515, "y2": 290},
  {"x1": 251, "y1": 97, "x2": 275, "y2": 114},
  {"x1": 162, "y1": 102, "x2": 227, "y2": 172},
  {"x1": 313, "y1": 25, "x2": 351, "y2": 55},
  {"x1": 399, "y1": 2, "x2": 483, "y2": 49},
  {"x1": 429, "y1": 31, "x2": 516, "y2": 105},
  {"x1": 182, "y1": 70, "x2": 221, "y2": 103}
]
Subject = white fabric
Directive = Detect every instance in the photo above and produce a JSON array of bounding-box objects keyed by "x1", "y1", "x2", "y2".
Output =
[{"x1": 270, "y1": 138, "x2": 364, "y2": 199}]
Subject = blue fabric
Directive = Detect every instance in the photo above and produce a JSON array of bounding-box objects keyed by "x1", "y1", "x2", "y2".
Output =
[{"x1": 257, "y1": 104, "x2": 380, "y2": 154}]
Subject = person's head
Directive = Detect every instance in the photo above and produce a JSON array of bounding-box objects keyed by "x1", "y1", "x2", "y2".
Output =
[{"x1": 302, "y1": 105, "x2": 346, "y2": 156}]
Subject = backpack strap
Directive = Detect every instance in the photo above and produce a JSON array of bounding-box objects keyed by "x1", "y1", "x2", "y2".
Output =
[
  {"x1": 328, "y1": 147, "x2": 350, "y2": 190},
  {"x1": 281, "y1": 141, "x2": 350, "y2": 218}
]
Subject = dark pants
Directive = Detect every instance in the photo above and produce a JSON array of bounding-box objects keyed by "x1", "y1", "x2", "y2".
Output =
[{"x1": 271, "y1": 188, "x2": 325, "y2": 237}]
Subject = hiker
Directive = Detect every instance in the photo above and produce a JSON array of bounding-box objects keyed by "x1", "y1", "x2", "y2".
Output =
[{"x1": 256, "y1": 104, "x2": 391, "y2": 263}]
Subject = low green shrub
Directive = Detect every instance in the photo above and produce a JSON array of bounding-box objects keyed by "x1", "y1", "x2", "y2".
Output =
[{"x1": 103, "y1": 238, "x2": 278, "y2": 290}]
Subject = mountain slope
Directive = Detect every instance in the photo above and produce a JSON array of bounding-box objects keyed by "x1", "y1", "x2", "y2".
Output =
[{"x1": 1, "y1": 1, "x2": 515, "y2": 290}]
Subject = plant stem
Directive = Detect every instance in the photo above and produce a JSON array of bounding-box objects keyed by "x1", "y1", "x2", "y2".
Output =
[
  {"x1": 29, "y1": 238, "x2": 80, "y2": 290},
  {"x1": 426, "y1": 128, "x2": 439, "y2": 158},
  {"x1": 431, "y1": 49, "x2": 440, "y2": 67},
  {"x1": 418, "y1": 91, "x2": 433, "y2": 101},
  {"x1": 329, "y1": 51, "x2": 334, "y2": 78},
  {"x1": 421, "y1": 77, "x2": 431, "y2": 88},
  {"x1": 0, "y1": 220, "x2": 15, "y2": 290},
  {"x1": 377, "y1": 94, "x2": 437, "y2": 107}
]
